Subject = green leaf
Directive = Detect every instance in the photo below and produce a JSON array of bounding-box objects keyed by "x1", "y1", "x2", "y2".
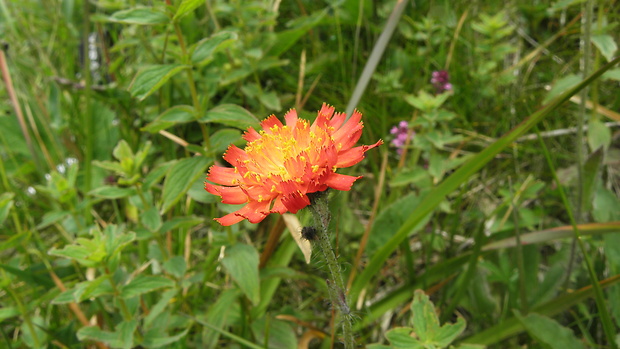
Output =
[
  {"x1": 603, "y1": 68, "x2": 620, "y2": 81},
  {"x1": 199, "y1": 104, "x2": 260, "y2": 130},
  {"x1": 592, "y1": 34, "x2": 618, "y2": 63},
  {"x1": 120, "y1": 275, "x2": 175, "y2": 299},
  {"x1": 78, "y1": 320, "x2": 138, "y2": 349},
  {"x1": 587, "y1": 119, "x2": 611, "y2": 151},
  {"x1": 221, "y1": 244, "x2": 260, "y2": 306},
  {"x1": 144, "y1": 289, "x2": 177, "y2": 329},
  {"x1": 267, "y1": 10, "x2": 326, "y2": 57},
  {"x1": 173, "y1": 0, "x2": 203, "y2": 20},
  {"x1": 385, "y1": 328, "x2": 423, "y2": 349},
  {"x1": 36, "y1": 210, "x2": 70, "y2": 229},
  {"x1": 89, "y1": 186, "x2": 137, "y2": 199},
  {"x1": 141, "y1": 105, "x2": 196, "y2": 133},
  {"x1": 258, "y1": 91, "x2": 281, "y2": 111},
  {"x1": 515, "y1": 312, "x2": 586, "y2": 349},
  {"x1": 0, "y1": 231, "x2": 30, "y2": 251},
  {"x1": 349, "y1": 56, "x2": 620, "y2": 307},
  {"x1": 581, "y1": 147, "x2": 604, "y2": 214},
  {"x1": 200, "y1": 289, "x2": 240, "y2": 347},
  {"x1": 543, "y1": 74, "x2": 580, "y2": 104},
  {"x1": 109, "y1": 8, "x2": 169, "y2": 25},
  {"x1": 163, "y1": 256, "x2": 187, "y2": 278},
  {"x1": 141, "y1": 207, "x2": 163, "y2": 232},
  {"x1": 210, "y1": 128, "x2": 242, "y2": 154},
  {"x1": 49, "y1": 236, "x2": 106, "y2": 267},
  {"x1": 250, "y1": 316, "x2": 297, "y2": 349},
  {"x1": 160, "y1": 156, "x2": 212, "y2": 214},
  {"x1": 129, "y1": 64, "x2": 189, "y2": 101},
  {"x1": 142, "y1": 328, "x2": 190, "y2": 348},
  {"x1": 191, "y1": 31, "x2": 238, "y2": 66},
  {"x1": 143, "y1": 161, "x2": 176, "y2": 190},
  {"x1": 0, "y1": 192, "x2": 15, "y2": 226},
  {"x1": 0, "y1": 307, "x2": 19, "y2": 323},
  {"x1": 158, "y1": 215, "x2": 204, "y2": 234}
]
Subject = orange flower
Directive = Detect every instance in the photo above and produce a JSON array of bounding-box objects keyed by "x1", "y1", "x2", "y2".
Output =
[{"x1": 205, "y1": 104, "x2": 382, "y2": 226}]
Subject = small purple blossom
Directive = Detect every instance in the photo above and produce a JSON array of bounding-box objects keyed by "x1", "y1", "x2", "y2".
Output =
[
  {"x1": 390, "y1": 121, "x2": 413, "y2": 154},
  {"x1": 431, "y1": 70, "x2": 452, "y2": 93}
]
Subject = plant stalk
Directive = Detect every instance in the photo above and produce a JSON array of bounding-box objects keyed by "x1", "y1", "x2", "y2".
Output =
[{"x1": 308, "y1": 193, "x2": 354, "y2": 348}]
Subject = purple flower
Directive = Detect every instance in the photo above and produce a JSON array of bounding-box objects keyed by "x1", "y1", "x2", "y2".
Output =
[
  {"x1": 431, "y1": 70, "x2": 452, "y2": 93},
  {"x1": 390, "y1": 121, "x2": 413, "y2": 154}
]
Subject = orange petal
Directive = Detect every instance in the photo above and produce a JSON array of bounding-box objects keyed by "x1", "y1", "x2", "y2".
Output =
[
  {"x1": 336, "y1": 140, "x2": 383, "y2": 168},
  {"x1": 328, "y1": 111, "x2": 347, "y2": 130},
  {"x1": 223, "y1": 145, "x2": 249, "y2": 166},
  {"x1": 236, "y1": 200, "x2": 271, "y2": 223},
  {"x1": 281, "y1": 190, "x2": 311, "y2": 213},
  {"x1": 284, "y1": 109, "x2": 298, "y2": 129},
  {"x1": 270, "y1": 196, "x2": 287, "y2": 214},
  {"x1": 261, "y1": 115, "x2": 283, "y2": 132},
  {"x1": 215, "y1": 212, "x2": 246, "y2": 226},
  {"x1": 311, "y1": 104, "x2": 334, "y2": 132},
  {"x1": 219, "y1": 186, "x2": 248, "y2": 204},
  {"x1": 207, "y1": 166, "x2": 241, "y2": 185},
  {"x1": 243, "y1": 127, "x2": 261, "y2": 142},
  {"x1": 324, "y1": 173, "x2": 361, "y2": 191}
]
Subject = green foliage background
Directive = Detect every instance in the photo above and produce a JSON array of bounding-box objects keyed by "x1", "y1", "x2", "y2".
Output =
[{"x1": 0, "y1": 0, "x2": 619, "y2": 348}]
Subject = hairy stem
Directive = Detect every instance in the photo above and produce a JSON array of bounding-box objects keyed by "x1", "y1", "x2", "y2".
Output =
[{"x1": 308, "y1": 193, "x2": 354, "y2": 348}]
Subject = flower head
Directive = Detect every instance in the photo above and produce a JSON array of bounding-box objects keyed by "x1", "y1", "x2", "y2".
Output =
[
  {"x1": 431, "y1": 70, "x2": 452, "y2": 93},
  {"x1": 390, "y1": 121, "x2": 413, "y2": 154},
  {"x1": 205, "y1": 104, "x2": 382, "y2": 226}
]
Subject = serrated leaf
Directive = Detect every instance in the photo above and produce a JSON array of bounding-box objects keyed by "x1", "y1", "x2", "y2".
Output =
[
  {"x1": 199, "y1": 104, "x2": 260, "y2": 130},
  {"x1": 78, "y1": 320, "x2": 138, "y2": 349},
  {"x1": 141, "y1": 105, "x2": 196, "y2": 133},
  {"x1": 592, "y1": 34, "x2": 618, "y2": 63},
  {"x1": 160, "y1": 156, "x2": 212, "y2": 214},
  {"x1": 515, "y1": 312, "x2": 585, "y2": 349},
  {"x1": 129, "y1": 64, "x2": 189, "y2": 101},
  {"x1": 120, "y1": 275, "x2": 175, "y2": 299},
  {"x1": 173, "y1": 0, "x2": 203, "y2": 20},
  {"x1": 221, "y1": 244, "x2": 260, "y2": 306},
  {"x1": 109, "y1": 8, "x2": 169, "y2": 25},
  {"x1": 89, "y1": 186, "x2": 137, "y2": 199},
  {"x1": 163, "y1": 256, "x2": 187, "y2": 278},
  {"x1": 191, "y1": 31, "x2": 238, "y2": 66},
  {"x1": 385, "y1": 328, "x2": 423, "y2": 348}
]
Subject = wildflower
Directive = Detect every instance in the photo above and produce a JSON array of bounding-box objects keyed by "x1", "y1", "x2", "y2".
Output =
[
  {"x1": 205, "y1": 104, "x2": 383, "y2": 226},
  {"x1": 431, "y1": 70, "x2": 452, "y2": 93},
  {"x1": 390, "y1": 121, "x2": 412, "y2": 154}
]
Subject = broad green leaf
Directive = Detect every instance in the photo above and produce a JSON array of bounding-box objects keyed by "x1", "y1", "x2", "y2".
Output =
[
  {"x1": 542, "y1": 74, "x2": 580, "y2": 104},
  {"x1": 385, "y1": 328, "x2": 423, "y2": 348},
  {"x1": 36, "y1": 210, "x2": 70, "y2": 229},
  {"x1": 0, "y1": 264, "x2": 54, "y2": 288},
  {"x1": 463, "y1": 274, "x2": 620, "y2": 345},
  {"x1": 191, "y1": 31, "x2": 238, "y2": 66},
  {"x1": 250, "y1": 316, "x2": 297, "y2": 349},
  {"x1": 199, "y1": 104, "x2": 260, "y2": 130},
  {"x1": 0, "y1": 192, "x2": 14, "y2": 225},
  {"x1": 367, "y1": 193, "x2": 432, "y2": 257},
  {"x1": 158, "y1": 215, "x2": 204, "y2": 234},
  {"x1": 173, "y1": 0, "x2": 203, "y2": 20},
  {"x1": 201, "y1": 289, "x2": 241, "y2": 347},
  {"x1": 144, "y1": 289, "x2": 178, "y2": 329},
  {"x1": 592, "y1": 34, "x2": 618, "y2": 63},
  {"x1": 143, "y1": 161, "x2": 176, "y2": 190},
  {"x1": 109, "y1": 8, "x2": 169, "y2": 25},
  {"x1": 129, "y1": 64, "x2": 189, "y2": 101},
  {"x1": 120, "y1": 275, "x2": 175, "y2": 299},
  {"x1": 0, "y1": 307, "x2": 19, "y2": 323},
  {"x1": 49, "y1": 237, "x2": 106, "y2": 267},
  {"x1": 349, "y1": 56, "x2": 620, "y2": 305},
  {"x1": 409, "y1": 290, "x2": 466, "y2": 347},
  {"x1": 21, "y1": 315, "x2": 47, "y2": 349},
  {"x1": 603, "y1": 68, "x2": 620, "y2": 81},
  {"x1": 89, "y1": 186, "x2": 137, "y2": 199},
  {"x1": 258, "y1": 91, "x2": 281, "y2": 111},
  {"x1": 141, "y1": 106, "x2": 196, "y2": 133},
  {"x1": 142, "y1": 328, "x2": 190, "y2": 348},
  {"x1": 163, "y1": 256, "x2": 187, "y2": 278},
  {"x1": 267, "y1": 10, "x2": 326, "y2": 57},
  {"x1": 160, "y1": 156, "x2": 212, "y2": 214},
  {"x1": 587, "y1": 119, "x2": 611, "y2": 151},
  {"x1": 141, "y1": 207, "x2": 163, "y2": 232},
  {"x1": 221, "y1": 244, "x2": 260, "y2": 306},
  {"x1": 210, "y1": 128, "x2": 243, "y2": 154},
  {"x1": 78, "y1": 320, "x2": 138, "y2": 349},
  {"x1": 515, "y1": 312, "x2": 586, "y2": 349}
]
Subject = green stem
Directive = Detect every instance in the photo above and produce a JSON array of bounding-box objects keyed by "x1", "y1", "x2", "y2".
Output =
[
  {"x1": 82, "y1": 0, "x2": 93, "y2": 195},
  {"x1": 308, "y1": 193, "x2": 355, "y2": 349},
  {"x1": 536, "y1": 126, "x2": 617, "y2": 348},
  {"x1": 172, "y1": 22, "x2": 211, "y2": 150}
]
